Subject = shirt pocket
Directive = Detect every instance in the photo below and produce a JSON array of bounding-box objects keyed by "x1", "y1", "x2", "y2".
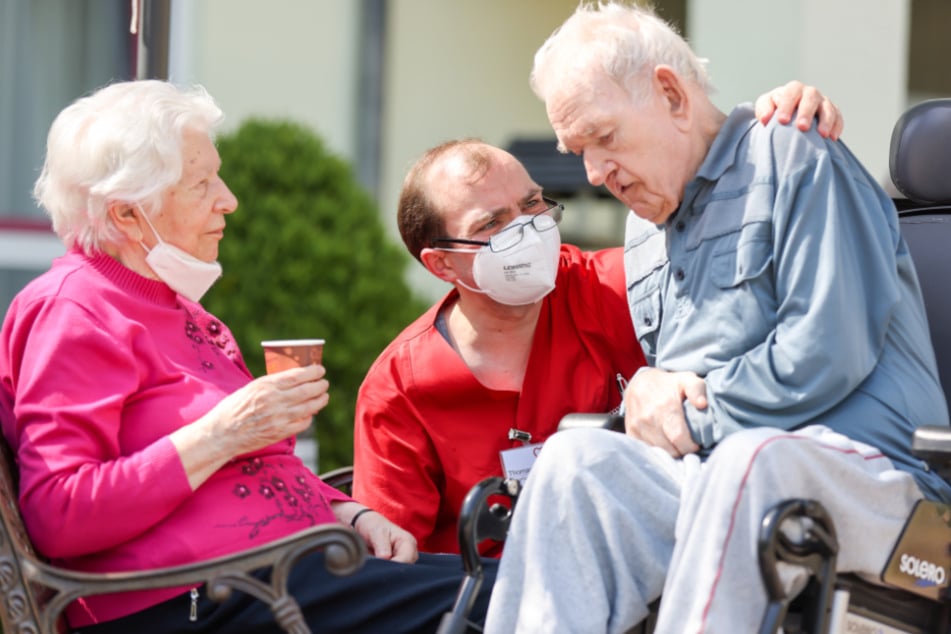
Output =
[
  {"x1": 710, "y1": 222, "x2": 773, "y2": 289},
  {"x1": 708, "y1": 222, "x2": 775, "y2": 350}
]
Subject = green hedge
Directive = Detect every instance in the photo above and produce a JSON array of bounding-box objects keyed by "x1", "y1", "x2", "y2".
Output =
[{"x1": 204, "y1": 119, "x2": 428, "y2": 471}]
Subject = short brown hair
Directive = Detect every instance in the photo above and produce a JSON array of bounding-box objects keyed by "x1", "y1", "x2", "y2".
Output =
[{"x1": 397, "y1": 138, "x2": 493, "y2": 262}]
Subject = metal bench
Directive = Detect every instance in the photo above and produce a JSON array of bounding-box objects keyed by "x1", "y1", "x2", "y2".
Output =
[{"x1": 0, "y1": 427, "x2": 365, "y2": 634}]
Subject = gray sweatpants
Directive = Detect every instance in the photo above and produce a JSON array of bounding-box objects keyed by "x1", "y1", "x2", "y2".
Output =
[{"x1": 484, "y1": 425, "x2": 923, "y2": 634}]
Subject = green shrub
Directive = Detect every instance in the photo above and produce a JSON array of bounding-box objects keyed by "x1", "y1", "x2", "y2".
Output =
[{"x1": 205, "y1": 119, "x2": 428, "y2": 471}]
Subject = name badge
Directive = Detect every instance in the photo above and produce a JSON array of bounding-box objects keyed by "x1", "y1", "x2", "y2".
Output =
[{"x1": 499, "y1": 442, "x2": 544, "y2": 484}]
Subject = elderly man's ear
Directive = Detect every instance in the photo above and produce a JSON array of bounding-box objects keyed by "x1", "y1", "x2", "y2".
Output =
[{"x1": 654, "y1": 65, "x2": 691, "y2": 130}]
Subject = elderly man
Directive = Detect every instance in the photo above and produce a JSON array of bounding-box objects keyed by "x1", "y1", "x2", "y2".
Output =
[{"x1": 484, "y1": 2, "x2": 950, "y2": 633}]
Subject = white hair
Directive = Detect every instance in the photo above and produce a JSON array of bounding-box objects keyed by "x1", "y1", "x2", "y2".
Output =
[
  {"x1": 531, "y1": 1, "x2": 711, "y2": 106},
  {"x1": 33, "y1": 80, "x2": 224, "y2": 253}
]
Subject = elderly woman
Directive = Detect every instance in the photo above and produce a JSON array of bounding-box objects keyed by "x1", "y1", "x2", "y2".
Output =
[{"x1": 0, "y1": 80, "x2": 494, "y2": 633}]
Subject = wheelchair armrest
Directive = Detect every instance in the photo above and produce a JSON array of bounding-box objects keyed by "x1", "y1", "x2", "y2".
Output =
[
  {"x1": 457, "y1": 477, "x2": 520, "y2": 575},
  {"x1": 912, "y1": 425, "x2": 951, "y2": 464},
  {"x1": 558, "y1": 413, "x2": 625, "y2": 432},
  {"x1": 437, "y1": 477, "x2": 521, "y2": 634}
]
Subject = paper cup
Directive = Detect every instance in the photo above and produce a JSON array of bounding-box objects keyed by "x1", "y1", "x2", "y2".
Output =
[{"x1": 261, "y1": 339, "x2": 325, "y2": 374}]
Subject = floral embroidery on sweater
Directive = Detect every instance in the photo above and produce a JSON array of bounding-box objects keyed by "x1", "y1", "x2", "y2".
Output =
[
  {"x1": 180, "y1": 303, "x2": 243, "y2": 372},
  {"x1": 223, "y1": 456, "x2": 331, "y2": 539}
]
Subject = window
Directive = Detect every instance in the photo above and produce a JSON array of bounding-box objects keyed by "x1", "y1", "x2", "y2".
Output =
[
  {"x1": 908, "y1": 0, "x2": 951, "y2": 98},
  {"x1": 0, "y1": 0, "x2": 133, "y2": 311}
]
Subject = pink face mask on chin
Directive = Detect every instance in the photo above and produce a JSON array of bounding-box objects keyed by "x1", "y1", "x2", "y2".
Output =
[{"x1": 137, "y1": 207, "x2": 222, "y2": 302}]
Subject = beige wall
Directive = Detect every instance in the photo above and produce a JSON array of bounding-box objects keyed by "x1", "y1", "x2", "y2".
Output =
[
  {"x1": 689, "y1": 0, "x2": 911, "y2": 187},
  {"x1": 169, "y1": 0, "x2": 360, "y2": 161}
]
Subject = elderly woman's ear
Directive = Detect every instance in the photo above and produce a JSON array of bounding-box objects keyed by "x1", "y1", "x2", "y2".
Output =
[{"x1": 108, "y1": 201, "x2": 145, "y2": 243}]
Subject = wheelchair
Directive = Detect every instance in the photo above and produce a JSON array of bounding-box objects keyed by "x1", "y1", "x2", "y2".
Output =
[
  {"x1": 752, "y1": 97, "x2": 951, "y2": 634},
  {"x1": 439, "y1": 98, "x2": 951, "y2": 634}
]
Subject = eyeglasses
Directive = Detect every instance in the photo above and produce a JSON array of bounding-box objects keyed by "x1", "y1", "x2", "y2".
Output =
[{"x1": 431, "y1": 197, "x2": 564, "y2": 253}]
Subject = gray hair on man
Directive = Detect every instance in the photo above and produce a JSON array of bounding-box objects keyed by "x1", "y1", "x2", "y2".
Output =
[{"x1": 530, "y1": 1, "x2": 711, "y2": 106}]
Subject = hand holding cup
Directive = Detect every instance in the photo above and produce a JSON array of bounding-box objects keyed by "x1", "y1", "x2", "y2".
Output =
[{"x1": 258, "y1": 339, "x2": 328, "y2": 458}]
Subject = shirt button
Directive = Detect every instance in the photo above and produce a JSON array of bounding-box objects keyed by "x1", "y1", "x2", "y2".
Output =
[
  {"x1": 675, "y1": 268, "x2": 686, "y2": 281},
  {"x1": 644, "y1": 317, "x2": 652, "y2": 327}
]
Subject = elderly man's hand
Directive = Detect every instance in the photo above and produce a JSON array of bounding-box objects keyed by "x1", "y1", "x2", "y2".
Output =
[{"x1": 623, "y1": 368, "x2": 706, "y2": 458}]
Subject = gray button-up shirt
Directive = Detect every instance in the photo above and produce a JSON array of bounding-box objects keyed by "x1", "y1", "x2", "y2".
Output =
[{"x1": 624, "y1": 104, "x2": 950, "y2": 500}]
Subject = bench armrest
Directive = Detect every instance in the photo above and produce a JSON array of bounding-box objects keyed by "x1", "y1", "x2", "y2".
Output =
[{"x1": 9, "y1": 522, "x2": 365, "y2": 634}]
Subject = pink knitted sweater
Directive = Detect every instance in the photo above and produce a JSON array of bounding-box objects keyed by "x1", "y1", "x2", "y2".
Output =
[{"x1": 0, "y1": 249, "x2": 352, "y2": 626}]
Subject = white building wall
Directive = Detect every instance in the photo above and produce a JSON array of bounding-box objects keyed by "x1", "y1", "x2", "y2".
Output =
[
  {"x1": 689, "y1": 0, "x2": 911, "y2": 187},
  {"x1": 168, "y1": 0, "x2": 360, "y2": 162}
]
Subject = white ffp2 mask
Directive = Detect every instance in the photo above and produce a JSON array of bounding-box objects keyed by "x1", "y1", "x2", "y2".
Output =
[{"x1": 455, "y1": 216, "x2": 561, "y2": 306}]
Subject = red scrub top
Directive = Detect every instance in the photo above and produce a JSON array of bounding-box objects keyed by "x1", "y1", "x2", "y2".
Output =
[{"x1": 353, "y1": 244, "x2": 645, "y2": 555}]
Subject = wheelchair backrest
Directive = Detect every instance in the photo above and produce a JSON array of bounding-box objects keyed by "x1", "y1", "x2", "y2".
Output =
[{"x1": 890, "y1": 98, "x2": 951, "y2": 409}]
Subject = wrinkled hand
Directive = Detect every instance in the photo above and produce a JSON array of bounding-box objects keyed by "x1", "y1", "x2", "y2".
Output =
[
  {"x1": 345, "y1": 506, "x2": 418, "y2": 564},
  {"x1": 170, "y1": 364, "x2": 330, "y2": 490},
  {"x1": 754, "y1": 80, "x2": 843, "y2": 141},
  {"x1": 204, "y1": 364, "x2": 329, "y2": 458},
  {"x1": 623, "y1": 368, "x2": 706, "y2": 458}
]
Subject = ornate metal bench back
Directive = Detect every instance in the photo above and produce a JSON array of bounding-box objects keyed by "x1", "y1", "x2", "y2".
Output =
[{"x1": 0, "y1": 432, "x2": 48, "y2": 633}]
